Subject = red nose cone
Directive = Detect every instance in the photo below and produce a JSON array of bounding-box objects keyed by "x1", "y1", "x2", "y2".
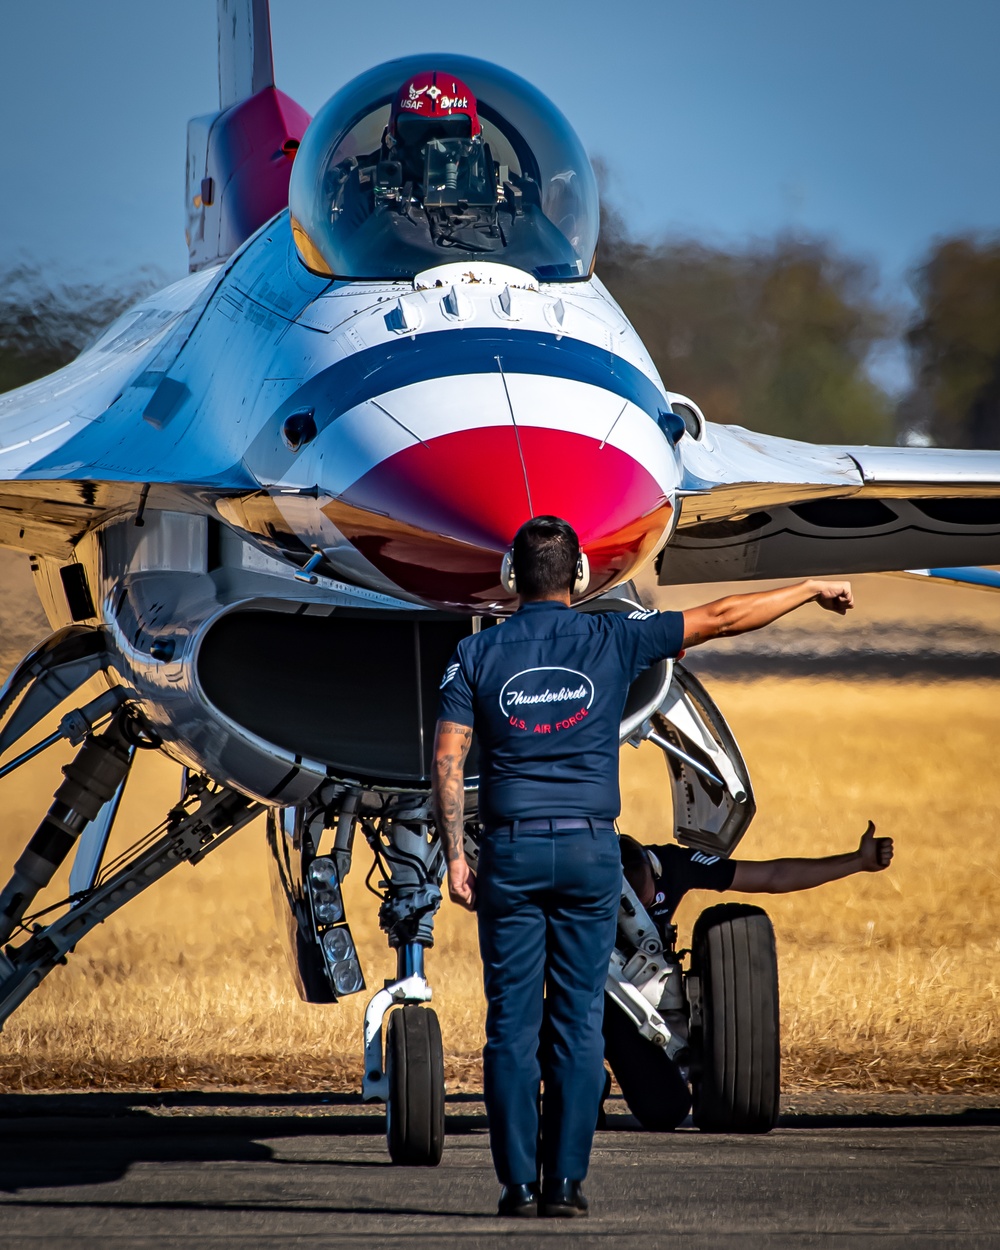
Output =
[{"x1": 323, "y1": 426, "x2": 673, "y2": 609}]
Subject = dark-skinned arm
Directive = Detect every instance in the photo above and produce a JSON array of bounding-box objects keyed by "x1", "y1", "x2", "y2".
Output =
[
  {"x1": 730, "y1": 822, "x2": 893, "y2": 893},
  {"x1": 431, "y1": 719, "x2": 476, "y2": 911},
  {"x1": 682, "y1": 578, "x2": 854, "y2": 648}
]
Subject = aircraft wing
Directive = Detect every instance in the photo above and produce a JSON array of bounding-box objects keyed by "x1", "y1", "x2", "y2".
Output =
[
  {"x1": 0, "y1": 1, "x2": 309, "y2": 562},
  {"x1": 662, "y1": 422, "x2": 1000, "y2": 584},
  {"x1": 0, "y1": 265, "x2": 255, "y2": 560}
]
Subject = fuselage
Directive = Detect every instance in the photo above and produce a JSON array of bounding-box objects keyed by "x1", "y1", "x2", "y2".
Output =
[
  {"x1": 223, "y1": 224, "x2": 681, "y2": 607},
  {"x1": 7, "y1": 212, "x2": 685, "y2": 803}
]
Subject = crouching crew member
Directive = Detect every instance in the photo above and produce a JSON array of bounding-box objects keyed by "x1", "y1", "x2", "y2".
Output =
[
  {"x1": 604, "y1": 824, "x2": 895, "y2": 1129},
  {"x1": 432, "y1": 515, "x2": 855, "y2": 1219}
]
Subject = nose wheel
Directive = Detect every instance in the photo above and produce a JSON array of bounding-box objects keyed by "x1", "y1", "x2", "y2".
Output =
[{"x1": 385, "y1": 1004, "x2": 445, "y2": 1166}]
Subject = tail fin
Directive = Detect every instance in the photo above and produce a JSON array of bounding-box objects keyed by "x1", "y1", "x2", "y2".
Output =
[
  {"x1": 186, "y1": 0, "x2": 310, "y2": 272},
  {"x1": 217, "y1": 0, "x2": 274, "y2": 109}
]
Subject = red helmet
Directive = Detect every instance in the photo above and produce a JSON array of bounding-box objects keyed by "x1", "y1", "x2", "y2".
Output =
[{"x1": 389, "y1": 71, "x2": 481, "y2": 148}]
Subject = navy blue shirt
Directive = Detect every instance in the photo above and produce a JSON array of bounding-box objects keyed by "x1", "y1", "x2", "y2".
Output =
[
  {"x1": 646, "y1": 844, "x2": 737, "y2": 923},
  {"x1": 437, "y1": 602, "x2": 684, "y2": 824}
]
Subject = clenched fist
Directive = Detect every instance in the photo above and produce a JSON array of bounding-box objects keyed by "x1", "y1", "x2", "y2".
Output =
[
  {"x1": 858, "y1": 820, "x2": 893, "y2": 871},
  {"x1": 811, "y1": 580, "x2": 854, "y2": 615},
  {"x1": 448, "y1": 857, "x2": 477, "y2": 910}
]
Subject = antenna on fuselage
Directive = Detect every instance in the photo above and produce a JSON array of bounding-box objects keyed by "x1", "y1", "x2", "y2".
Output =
[{"x1": 217, "y1": 0, "x2": 274, "y2": 110}]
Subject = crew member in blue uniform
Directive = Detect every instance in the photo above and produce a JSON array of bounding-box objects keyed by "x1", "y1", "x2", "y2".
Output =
[{"x1": 432, "y1": 515, "x2": 855, "y2": 1219}]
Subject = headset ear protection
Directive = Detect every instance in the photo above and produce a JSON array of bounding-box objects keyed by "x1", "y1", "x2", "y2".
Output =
[
  {"x1": 500, "y1": 548, "x2": 517, "y2": 593},
  {"x1": 500, "y1": 548, "x2": 591, "y2": 595},
  {"x1": 573, "y1": 551, "x2": 591, "y2": 594}
]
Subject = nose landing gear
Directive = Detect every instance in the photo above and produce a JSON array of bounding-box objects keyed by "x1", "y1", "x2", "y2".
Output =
[
  {"x1": 360, "y1": 800, "x2": 447, "y2": 1166},
  {"x1": 267, "y1": 792, "x2": 450, "y2": 1166}
]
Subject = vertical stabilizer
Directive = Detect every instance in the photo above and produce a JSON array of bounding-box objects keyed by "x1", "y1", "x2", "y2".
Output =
[
  {"x1": 218, "y1": 0, "x2": 274, "y2": 109},
  {"x1": 186, "y1": 0, "x2": 310, "y2": 271}
]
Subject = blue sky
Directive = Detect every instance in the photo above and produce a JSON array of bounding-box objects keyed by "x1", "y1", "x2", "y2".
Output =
[{"x1": 1, "y1": 0, "x2": 997, "y2": 387}]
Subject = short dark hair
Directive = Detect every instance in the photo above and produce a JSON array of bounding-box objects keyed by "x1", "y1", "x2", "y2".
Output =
[
  {"x1": 618, "y1": 834, "x2": 655, "y2": 895},
  {"x1": 618, "y1": 835, "x2": 649, "y2": 876},
  {"x1": 511, "y1": 516, "x2": 579, "y2": 597}
]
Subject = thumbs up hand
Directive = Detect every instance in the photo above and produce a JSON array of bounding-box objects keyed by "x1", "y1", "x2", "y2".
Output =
[{"x1": 858, "y1": 820, "x2": 893, "y2": 872}]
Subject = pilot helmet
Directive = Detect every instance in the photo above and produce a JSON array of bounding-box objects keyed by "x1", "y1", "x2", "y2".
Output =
[{"x1": 388, "y1": 71, "x2": 482, "y2": 175}]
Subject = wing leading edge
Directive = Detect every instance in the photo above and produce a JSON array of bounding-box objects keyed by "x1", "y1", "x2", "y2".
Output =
[
  {"x1": 0, "y1": 266, "x2": 257, "y2": 559},
  {"x1": 662, "y1": 422, "x2": 1000, "y2": 584}
]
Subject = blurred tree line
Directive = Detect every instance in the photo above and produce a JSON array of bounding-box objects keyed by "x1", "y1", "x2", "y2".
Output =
[
  {"x1": 0, "y1": 267, "x2": 152, "y2": 394},
  {"x1": 599, "y1": 192, "x2": 1000, "y2": 449},
  {"x1": 900, "y1": 236, "x2": 1000, "y2": 448},
  {"x1": 598, "y1": 203, "x2": 895, "y2": 444},
  {"x1": 1, "y1": 224, "x2": 998, "y2": 449}
]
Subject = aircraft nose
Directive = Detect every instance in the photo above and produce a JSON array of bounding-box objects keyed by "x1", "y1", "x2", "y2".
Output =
[{"x1": 322, "y1": 423, "x2": 676, "y2": 609}]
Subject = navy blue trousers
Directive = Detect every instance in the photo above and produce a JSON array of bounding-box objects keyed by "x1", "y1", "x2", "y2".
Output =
[{"x1": 476, "y1": 826, "x2": 621, "y2": 1185}]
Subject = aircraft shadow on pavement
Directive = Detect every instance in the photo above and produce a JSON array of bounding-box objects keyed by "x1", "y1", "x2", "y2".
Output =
[
  {"x1": 777, "y1": 1106, "x2": 1000, "y2": 1129},
  {"x1": 600, "y1": 1096, "x2": 1000, "y2": 1133},
  {"x1": 4, "y1": 1090, "x2": 997, "y2": 1197},
  {"x1": 0, "y1": 1091, "x2": 488, "y2": 1194},
  {"x1": 0, "y1": 1093, "x2": 502, "y2": 1220}
]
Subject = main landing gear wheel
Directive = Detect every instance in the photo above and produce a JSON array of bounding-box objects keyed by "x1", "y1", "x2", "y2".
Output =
[
  {"x1": 690, "y1": 903, "x2": 780, "y2": 1134},
  {"x1": 602, "y1": 993, "x2": 692, "y2": 1130},
  {"x1": 385, "y1": 1005, "x2": 445, "y2": 1166}
]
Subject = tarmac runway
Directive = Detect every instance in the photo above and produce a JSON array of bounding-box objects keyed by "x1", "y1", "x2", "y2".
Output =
[{"x1": 1, "y1": 1091, "x2": 998, "y2": 1248}]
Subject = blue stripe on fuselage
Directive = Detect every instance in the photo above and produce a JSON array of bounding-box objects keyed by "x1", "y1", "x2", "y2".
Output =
[
  {"x1": 24, "y1": 328, "x2": 678, "y2": 488},
  {"x1": 275, "y1": 328, "x2": 676, "y2": 437}
]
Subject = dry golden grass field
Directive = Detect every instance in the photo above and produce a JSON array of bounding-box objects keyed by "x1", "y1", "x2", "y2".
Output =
[{"x1": 0, "y1": 553, "x2": 997, "y2": 1095}]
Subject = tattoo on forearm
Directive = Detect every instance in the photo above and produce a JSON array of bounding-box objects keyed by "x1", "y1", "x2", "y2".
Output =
[
  {"x1": 433, "y1": 723, "x2": 473, "y2": 862},
  {"x1": 438, "y1": 723, "x2": 474, "y2": 751}
]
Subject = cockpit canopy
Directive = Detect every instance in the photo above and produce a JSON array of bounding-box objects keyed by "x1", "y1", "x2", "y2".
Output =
[{"x1": 288, "y1": 55, "x2": 600, "y2": 283}]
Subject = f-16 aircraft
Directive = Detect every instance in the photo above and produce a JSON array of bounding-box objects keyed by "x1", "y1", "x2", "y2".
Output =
[{"x1": 0, "y1": 0, "x2": 997, "y2": 1163}]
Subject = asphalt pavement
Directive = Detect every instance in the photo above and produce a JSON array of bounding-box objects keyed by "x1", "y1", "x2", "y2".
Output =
[{"x1": 1, "y1": 1091, "x2": 998, "y2": 1248}]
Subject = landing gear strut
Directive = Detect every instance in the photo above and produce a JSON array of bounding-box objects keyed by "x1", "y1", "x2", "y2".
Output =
[
  {"x1": 0, "y1": 708, "x2": 263, "y2": 1030},
  {"x1": 0, "y1": 692, "x2": 132, "y2": 947},
  {"x1": 265, "y1": 790, "x2": 449, "y2": 1166},
  {"x1": 360, "y1": 797, "x2": 446, "y2": 1166}
]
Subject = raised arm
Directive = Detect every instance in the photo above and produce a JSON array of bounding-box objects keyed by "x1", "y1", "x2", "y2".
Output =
[
  {"x1": 432, "y1": 719, "x2": 476, "y2": 911},
  {"x1": 730, "y1": 821, "x2": 893, "y2": 893},
  {"x1": 682, "y1": 578, "x2": 854, "y2": 648}
]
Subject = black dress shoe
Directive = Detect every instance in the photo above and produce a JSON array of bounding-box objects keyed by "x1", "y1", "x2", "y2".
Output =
[
  {"x1": 540, "y1": 1178, "x2": 589, "y2": 1217},
  {"x1": 497, "y1": 1182, "x2": 539, "y2": 1217}
]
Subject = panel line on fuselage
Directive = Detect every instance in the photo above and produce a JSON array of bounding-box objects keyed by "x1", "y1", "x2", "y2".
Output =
[{"x1": 494, "y1": 354, "x2": 534, "y2": 516}]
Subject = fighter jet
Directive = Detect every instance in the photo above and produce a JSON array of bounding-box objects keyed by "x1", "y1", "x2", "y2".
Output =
[{"x1": 0, "y1": 0, "x2": 997, "y2": 1162}]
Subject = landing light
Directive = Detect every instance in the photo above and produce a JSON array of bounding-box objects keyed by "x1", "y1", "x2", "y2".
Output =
[
  {"x1": 322, "y1": 926, "x2": 365, "y2": 995},
  {"x1": 307, "y1": 855, "x2": 344, "y2": 923},
  {"x1": 307, "y1": 856, "x2": 365, "y2": 996}
]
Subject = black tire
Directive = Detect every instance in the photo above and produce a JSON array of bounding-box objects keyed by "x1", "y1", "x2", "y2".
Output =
[
  {"x1": 385, "y1": 1005, "x2": 445, "y2": 1166},
  {"x1": 690, "y1": 903, "x2": 780, "y2": 1133},
  {"x1": 602, "y1": 993, "x2": 692, "y2": 1130}
]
